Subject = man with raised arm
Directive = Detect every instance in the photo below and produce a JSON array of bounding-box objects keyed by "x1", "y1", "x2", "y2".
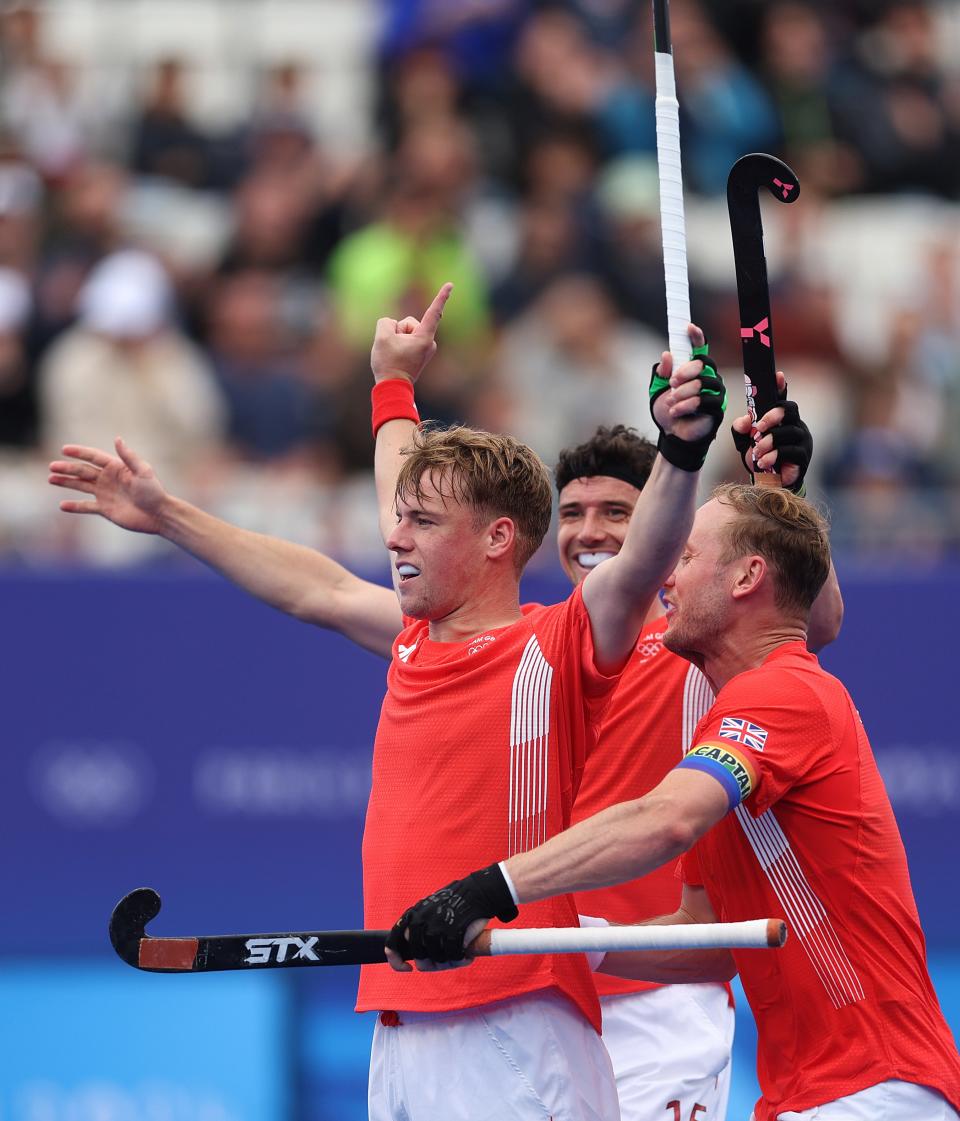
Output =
[
  {"x1": 387, "y1": 485, "x2": 960, "y2": 1121},
  {"x1": 370, "y1": 298, "x2": 839, "y2": 1121},
  {"x1": 50, "y1": 284, "x2": 730, "y2": 1121}
]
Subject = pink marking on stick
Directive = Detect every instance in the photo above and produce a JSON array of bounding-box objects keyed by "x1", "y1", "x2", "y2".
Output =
[
  {"x1": 741, "y1": 317, "x2": 771, "y2": 347},
  {"x1": 773, "y1": 178, "x2": 794, "y2": 200}
]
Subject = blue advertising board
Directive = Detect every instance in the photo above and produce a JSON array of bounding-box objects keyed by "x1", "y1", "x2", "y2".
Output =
[{"x1": 0, "y1": 961, "x2": 289, "y2": 1121}]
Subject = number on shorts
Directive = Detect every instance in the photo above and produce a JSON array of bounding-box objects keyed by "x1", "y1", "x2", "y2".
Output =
[{"x1": 666, "y1": 1103, "x2": 707, "y2": 1121}]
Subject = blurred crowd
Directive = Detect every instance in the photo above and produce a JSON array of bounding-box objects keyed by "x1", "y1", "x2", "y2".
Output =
[{"x1": 2, "y1": 0, "x2": 960, "y2": 566}]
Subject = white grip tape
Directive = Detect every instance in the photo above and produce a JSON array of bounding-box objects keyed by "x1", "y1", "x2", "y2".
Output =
[
  {"x1": 655, "y1": 51, "x2": 691, "y2": 364},
  {"x1": 486, "y1": 919, "x2": 777, "y2": 956}
]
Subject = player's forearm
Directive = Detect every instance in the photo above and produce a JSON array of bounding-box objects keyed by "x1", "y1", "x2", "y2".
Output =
[
  {"x1": 601, "y1": 905, "x2": 738, "y2": 982},
  {"x1": 584, "y1": 457, "x2": 699, "y2": 666},
  {"x1": 600, "y1": 944, "x2": 737, "y2": 983},
  {"x1": 618, "y1": 456, "x2": 699, "y2": 593},
  {"x1": 375, "y1": 417, "x2": 416, "y2": 543},
  {"x1": 158, "y1": 497, "x2": 382, "y2": 634},
  {"x1": 504, "y1": 795, "x2": 696, "y2": 904}
]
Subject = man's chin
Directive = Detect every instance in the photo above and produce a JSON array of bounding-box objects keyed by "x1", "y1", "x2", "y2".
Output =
[{"x1": 662, "y1": 626, "x2": 696, "y2": 662}]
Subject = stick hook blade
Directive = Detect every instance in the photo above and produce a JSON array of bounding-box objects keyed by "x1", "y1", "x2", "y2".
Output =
[{"x1": 109, "y1": 887, "x2": 162, "y2": 967}]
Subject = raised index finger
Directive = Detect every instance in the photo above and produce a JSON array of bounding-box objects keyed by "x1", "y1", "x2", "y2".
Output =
[
  {"x1": 61, "y1": 444, "x2": 113, "y2": 468},
  {"x1": 415, "y1": 282, "x2": 453, "y2": 339}
]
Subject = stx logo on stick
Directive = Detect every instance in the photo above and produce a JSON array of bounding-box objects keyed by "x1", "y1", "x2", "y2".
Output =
[
  {"x1": 740, "y1": 317, "x2": 770, "y2": 347},
  {"x1": 772, "y1": 177, "x2": 794, "y2": 200},
  {"x1": 245, "y1": 936, "x2": 320, "y2": 964}
]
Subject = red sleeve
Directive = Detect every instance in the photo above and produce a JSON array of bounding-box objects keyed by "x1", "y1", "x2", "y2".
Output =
[
  {"x1": 688, "y1": 666, "x2": 833, "y2": 817},
  {"x1": 681, "y1": 842, "x2": 705, "y2": 887}
]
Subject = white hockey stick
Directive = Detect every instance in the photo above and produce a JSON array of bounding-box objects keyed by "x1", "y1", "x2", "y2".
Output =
[
  {"x1": 473, "y1": 918, "x2": 786, "y2": 957},
  {"x1": 653, "y1": 0, "x2": 692, "y2": 364}
]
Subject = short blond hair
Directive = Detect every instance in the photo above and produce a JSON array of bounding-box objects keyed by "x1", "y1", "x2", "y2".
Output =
[
  {"x1": 396, "y1": 425, "x2": 553, "y2": 570},
  {"x1": 713, "y1": 483, "x2": 831, "y2": 614}
]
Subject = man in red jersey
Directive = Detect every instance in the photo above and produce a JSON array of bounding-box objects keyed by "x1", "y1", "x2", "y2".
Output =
[
  {"x1": 389, "y1": 485, "x2": 960, "y2": 1121},
  {"x1": 50, "y1": 284, "x2": 730, "y2": 1121},
  {"x1": 553, "y1": 424, "x2": 840, "y2": 1121}
]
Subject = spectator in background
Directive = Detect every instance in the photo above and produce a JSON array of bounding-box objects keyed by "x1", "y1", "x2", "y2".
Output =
[
  {"x1": 0, "y1": 156, "x2": 41, "y2": 273},
  {"x1": 0, "y1": 1, "x2": 89, "y2": 181},
  {"x1": 667, "y1": 0, "x2": 779, "y2": 194},
  {"x1": 129, "y1": 57, "x2": 211, "y2": 189},
  {"x1": 823, "y1": 297, "x2": 952, "y2": 561},
  {"x1": 758, "y1": 1, "x2": 868, "y2": 196},
  {"x1": 326, "y1": 122, "x2": 491, "y2": 352},
  {"x1": 490, "y1": 190, "x2": 590, "y2": 323},
  {"x1": 847, "y1": 1, "x2": 960, "y2": 197},
  {"x1": 593, "y1": 154, "x2": 710, "y2": 334},
  {"x1": 496, "y1": 271, "x2": 663, "y2": 464},
  {"x1": 38, "y1": 250, "x2": 226, "y2": 558},
  {"x1": 31, "y1": 160, "x2": 129, "y2": 351},
  {"x1": 204, "y1": 269, "x2": 333, "y2": 466},
  {"x1": 0, "y1": 265, "x2": 35, "y2": 446}
]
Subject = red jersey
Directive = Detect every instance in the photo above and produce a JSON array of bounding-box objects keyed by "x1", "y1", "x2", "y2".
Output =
[
  {"x1": 572, "y1": 616, "x2": 715, "y2": 998},
  {"x1": 358, "y1": 586, "x2": 620, "y2": 1030},
  {"x1": 679, "y1": 642, "x2": 960, "y2": 1119}
]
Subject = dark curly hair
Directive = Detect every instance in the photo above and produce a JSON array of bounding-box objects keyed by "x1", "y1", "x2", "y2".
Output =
[{"x1": 554, "y1": 425, "x2": 657, "y2": 494}]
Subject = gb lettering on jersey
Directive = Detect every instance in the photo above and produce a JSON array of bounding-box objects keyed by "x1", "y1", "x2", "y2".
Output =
[{"x1": 467, "y1": 634, "x2": 498, "y2": 656}]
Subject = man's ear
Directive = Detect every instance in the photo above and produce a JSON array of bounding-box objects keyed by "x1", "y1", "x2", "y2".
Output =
[
  {"x1": 731, "y1": 555, "x2": 768, "y2": 600},
  {"x1": 487, "y1": 517, "x2": 517, "y2": 561}
]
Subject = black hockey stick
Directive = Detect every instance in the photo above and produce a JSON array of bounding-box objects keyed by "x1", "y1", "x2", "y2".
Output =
[
  {"x1": 727, "y1": 153, "x2": 800, "y2": 486},
  {"x1": 110, "y1": 887, "x2": 786, "y2": 973},
  {"x1": 110, "y1": 887, "x2": 390, "y2": 972}
]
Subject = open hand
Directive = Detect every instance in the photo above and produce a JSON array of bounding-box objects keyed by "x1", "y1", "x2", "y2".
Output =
[{"x1": 49, "y1": 438, "x2": 170, "y2": 534}]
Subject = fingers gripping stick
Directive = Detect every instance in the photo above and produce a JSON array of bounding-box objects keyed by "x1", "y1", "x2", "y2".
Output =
[{"x1": 727, "y1": 153, "x2": 800, "y2": 487}]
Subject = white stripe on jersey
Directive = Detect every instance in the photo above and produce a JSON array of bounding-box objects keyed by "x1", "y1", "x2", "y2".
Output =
[
  {"x1": 509, "y1": 635, "x2": 554, "y2": 856},
  {"x1": 681, "y1": 664, "x2": 714, "y2": 756},
  {"x1": 735, "y1": 805, "x2": 865, "y2": 1008}
]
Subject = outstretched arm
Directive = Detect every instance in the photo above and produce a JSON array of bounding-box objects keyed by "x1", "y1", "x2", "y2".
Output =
[
  {"x1": 49, "y1": 439, "x2": 402, "y2": 657},
  {"x1": 581, "y1": 325, "x2": 726, "y2": 672},
  {"x1": 371, "y1": 284, "x2": 453, "y2": 543}
]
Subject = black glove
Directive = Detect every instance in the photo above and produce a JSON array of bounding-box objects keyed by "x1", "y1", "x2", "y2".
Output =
[
  {"x1": 732, "y1": 385, "x2": 812, "y2": 495},
  {"x1": 385, "y1": 864, "x2": 519, "y2": 963},
  {"x1": 649, "y1": 342, "x2": 727, "y2": 471}
]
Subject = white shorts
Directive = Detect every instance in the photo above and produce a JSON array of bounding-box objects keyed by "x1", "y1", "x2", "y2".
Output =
[
  {"x1": 369, "y1": 990, "x2": 621, "y2": 1121},
  {"x1": 754, "y1": 1079, "x2": 960, "y2": 1120},
  {"x1": 600, "y1": 983, "x2": 734, "y2": 1121}
]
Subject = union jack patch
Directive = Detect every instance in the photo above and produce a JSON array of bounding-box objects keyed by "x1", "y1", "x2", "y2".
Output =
[{"x1": 719, "y1": 716, "x2": 768, "y2": 752}]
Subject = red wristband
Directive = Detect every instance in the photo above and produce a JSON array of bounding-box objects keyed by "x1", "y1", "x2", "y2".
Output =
[{"x1": 371, "y1": 378, "x2": 420, "y2": 437}]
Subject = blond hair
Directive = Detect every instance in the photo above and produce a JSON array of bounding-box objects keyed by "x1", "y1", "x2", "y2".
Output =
[
  {"x1": 713, "y1": 483, "x2": 831, "y2": 614},
  {"x1": 396, "y1": 425, "x2": 553, "y2": 570}
]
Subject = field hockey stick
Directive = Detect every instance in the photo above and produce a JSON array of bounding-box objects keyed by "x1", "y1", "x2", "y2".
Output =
[
  {"x1": 653, "y1": 0, "x2": 692, "y2": 364},
  {"x1": 726, "y1": 152, "x2": 800, "y2": 487},
  {"x1": 110, "y1": 887, "x2": 786, "y2": 973}
]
